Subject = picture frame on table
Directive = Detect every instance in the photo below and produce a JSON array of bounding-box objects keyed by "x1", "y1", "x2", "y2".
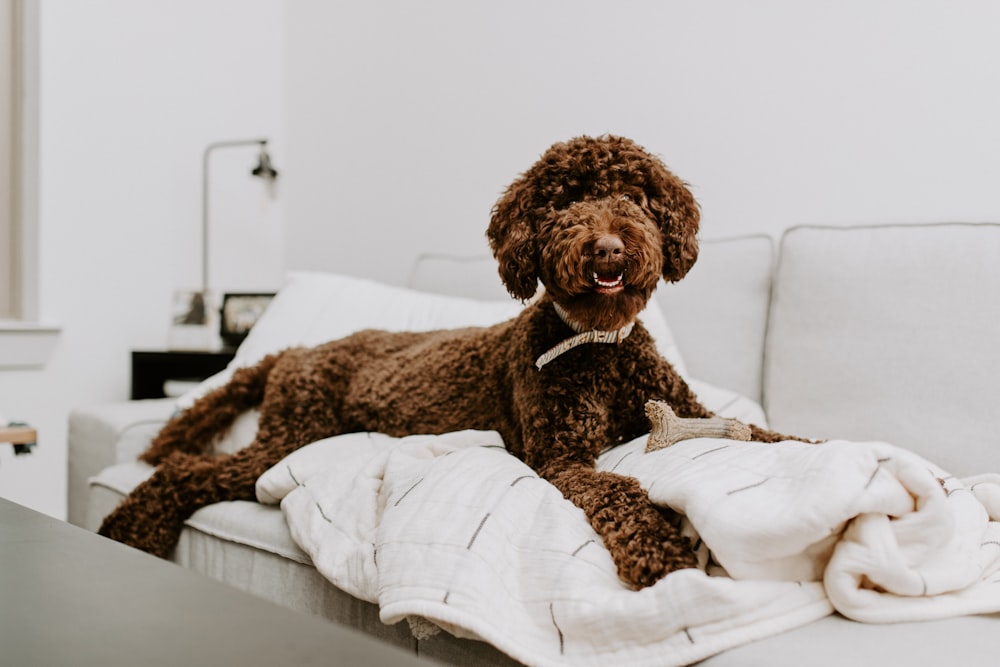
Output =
[{"x1": 219, "y1": 292, "x2": 276, "y2": 347}]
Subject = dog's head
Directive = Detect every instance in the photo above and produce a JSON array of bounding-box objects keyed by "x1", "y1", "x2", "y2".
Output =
[{"x1": 487, "y1": 135, "x2": 700, "y2": 330}]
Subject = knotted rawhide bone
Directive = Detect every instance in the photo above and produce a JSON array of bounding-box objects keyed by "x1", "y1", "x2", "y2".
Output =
[{"x1": 644, "y1": 400, "x2": 752, "y2": 452}]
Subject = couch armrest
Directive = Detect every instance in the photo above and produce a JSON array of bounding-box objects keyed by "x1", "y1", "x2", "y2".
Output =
[{"x1": 67, "y1": 398, "x2": 174, "y2": 527}]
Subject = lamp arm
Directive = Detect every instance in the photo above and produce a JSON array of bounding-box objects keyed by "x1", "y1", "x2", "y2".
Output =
[{"x1": 201, "y1": 138, "x2": 269, "y2": 293}]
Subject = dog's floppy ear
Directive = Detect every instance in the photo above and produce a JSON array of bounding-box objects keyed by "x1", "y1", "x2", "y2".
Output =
[
  {"x1": 648, "y1": 170, "x2": 700, "y2": 283},
  {"x1": 487, "y1": 178, "x2": 540, "y2": 301}
]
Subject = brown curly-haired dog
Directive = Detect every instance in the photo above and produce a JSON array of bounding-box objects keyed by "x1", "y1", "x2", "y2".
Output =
[{"x1": 100, "y1": 134, "x2": 791, "y2": 589}]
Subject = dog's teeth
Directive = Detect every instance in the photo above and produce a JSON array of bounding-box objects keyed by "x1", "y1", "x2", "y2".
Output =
[{"x1": 593, "y1": 273, "x2": 624, "y2": 288}]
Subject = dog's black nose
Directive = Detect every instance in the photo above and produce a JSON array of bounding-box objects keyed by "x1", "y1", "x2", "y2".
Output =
[{"x1": 593, "y1": 234, "x2": 625, "y2": 260}]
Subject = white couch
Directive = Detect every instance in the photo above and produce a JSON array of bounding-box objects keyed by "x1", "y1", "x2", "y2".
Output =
[{"x1": 68, "y1": 222, "x2": 1000, "y2": 666}]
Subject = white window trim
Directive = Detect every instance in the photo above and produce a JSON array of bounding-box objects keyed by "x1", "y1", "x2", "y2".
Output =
[
  {"x1": 0, "y1": 321, "x2": 59, "y2": 368},
  {"x1": 1, "y1": 1, "x2": 58, "y2": 369},
  {"x1": 1, "y1": 0, "x2": 16, "y2": 318}
]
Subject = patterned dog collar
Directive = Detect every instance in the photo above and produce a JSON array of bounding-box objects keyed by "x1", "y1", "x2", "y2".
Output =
[{"x1": 535, "y1": 304, "x2": 635, "y2": 370}]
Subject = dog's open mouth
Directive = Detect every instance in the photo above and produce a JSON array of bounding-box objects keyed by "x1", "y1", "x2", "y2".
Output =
[{"x1": 592, "y1": 271, "x2": 625, "y2": 294}]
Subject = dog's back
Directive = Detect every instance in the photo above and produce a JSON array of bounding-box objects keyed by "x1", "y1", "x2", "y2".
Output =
[{"x1": 338, "y1": 317, "x2": 520, "y2": 439}]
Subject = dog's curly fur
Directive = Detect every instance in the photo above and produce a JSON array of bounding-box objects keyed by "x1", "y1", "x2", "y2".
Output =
[{"x1": 100, "y1": 135, "x2": 792, "y2": 589}]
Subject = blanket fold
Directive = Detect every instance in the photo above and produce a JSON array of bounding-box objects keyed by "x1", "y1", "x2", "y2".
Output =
[{"x1": 256, "y1": 431, "x2": 1000, "y2": 667}]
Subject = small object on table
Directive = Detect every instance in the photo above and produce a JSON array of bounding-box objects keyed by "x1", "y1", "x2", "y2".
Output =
[{"x1": 0, "y1": 422, "x2": 37, "y2": 455}]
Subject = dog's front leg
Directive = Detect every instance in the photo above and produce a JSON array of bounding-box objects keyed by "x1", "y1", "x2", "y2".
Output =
[{"x1": 537, "y1": 458, "x2": 698, "y2": 589}]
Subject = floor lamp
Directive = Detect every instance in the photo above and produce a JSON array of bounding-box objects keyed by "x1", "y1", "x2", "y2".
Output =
[
  {"x1": 202, "y1": 138, "x2": 279, "y2": 293},
  {"x1": 170, "y1": 138, "x2": 278, "y2": 351}
]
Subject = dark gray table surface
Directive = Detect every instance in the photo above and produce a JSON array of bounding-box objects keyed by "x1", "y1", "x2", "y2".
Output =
[{"x1": 0, "y1": 497, "x2": 435, "y2": 666}]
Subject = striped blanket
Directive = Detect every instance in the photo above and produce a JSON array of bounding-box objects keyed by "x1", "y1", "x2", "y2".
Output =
[{"x1": 256, "y1": 429, "x2": 1000, "y2": 667}]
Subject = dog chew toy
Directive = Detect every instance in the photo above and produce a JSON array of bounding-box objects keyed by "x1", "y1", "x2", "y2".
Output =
[{"x1": 645, "y1": 400, "x2": 751, "y2": 452}]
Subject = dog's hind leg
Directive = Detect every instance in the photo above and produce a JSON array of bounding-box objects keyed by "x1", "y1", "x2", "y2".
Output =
[
  {"x1": 179, "y1": 392, "x2": 350, "y2": 509},
  {"x1": 140, "y1": 354, "x2": 281, "y2": 465},
  {"x1": 99, "y1": 413, "x2": 343, "y2": 558},
  {"x1": 98, "y1": 450, "x2": 219, "y2": 557},
  {"x1": 101, "y1": 349, "x2": 352, "y2": 557}
]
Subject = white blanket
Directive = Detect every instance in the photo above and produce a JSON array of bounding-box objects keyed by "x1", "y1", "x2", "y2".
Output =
[{"x1": 256, "y1": 431, "x2": 1000, "y2": 667}]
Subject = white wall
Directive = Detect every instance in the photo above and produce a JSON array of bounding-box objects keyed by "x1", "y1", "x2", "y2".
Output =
[
  {"x1": 0, "y1": 0, "x2": 284, "y2": 518},
  {"x1": 3, "y1": 0, "x2": 999, "y2": 519},
  {"x1": 285, "y1": 0, "x2": 1000, "y2": 286}
]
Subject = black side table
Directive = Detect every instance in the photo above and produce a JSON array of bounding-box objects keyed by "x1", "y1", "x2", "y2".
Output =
[{"x1": 131, "y1": 349, "x2": 236, "y2": 399}]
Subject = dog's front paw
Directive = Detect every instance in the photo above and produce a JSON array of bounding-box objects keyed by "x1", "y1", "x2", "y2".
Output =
[
  {"x1": 604, "y1": 486, "x2": 700, "y2": 588},
  {"x1": 610, "y1": 511, "x2": 699, "y2": 589},
  {"x1": 551, "y1": 466, "x2": 701, "y2": 589}
]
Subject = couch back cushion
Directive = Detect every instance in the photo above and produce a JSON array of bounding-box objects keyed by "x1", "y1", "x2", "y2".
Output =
[
  {"x1": 764, "y1": 223, "x2": 1000, "y2": 476},
  {"x1": 655, "y1": 235, "x2": 775, "y2": 403},
  {"x1": 407, "y1": 254, "x2": 512, "y2": 302}
]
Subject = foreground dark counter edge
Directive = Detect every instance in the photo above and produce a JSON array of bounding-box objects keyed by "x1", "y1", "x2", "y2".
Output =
[{"x1": 0, "y1": 497, "x2": 437, "y2": 666}]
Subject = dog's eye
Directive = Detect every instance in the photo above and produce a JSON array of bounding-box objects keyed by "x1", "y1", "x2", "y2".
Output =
[{"x1": 620, "y1": 194, "x2": 631, "y2": 202}]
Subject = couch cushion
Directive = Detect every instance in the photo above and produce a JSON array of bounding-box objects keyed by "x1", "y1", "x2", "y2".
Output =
[
  {"x1": 656, "y1": 234, "x2": 775, "y2": 403},
  {"x1": 764, "y1": 223, "x2": 1000, "y2": 476},
  {"x1": 700, "y1": 610, "x2": 1000, "y2": 667}
]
